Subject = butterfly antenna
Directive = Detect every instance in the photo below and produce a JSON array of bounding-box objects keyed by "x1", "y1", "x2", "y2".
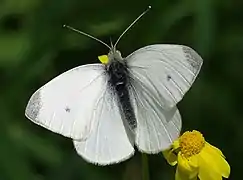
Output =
[
  {"x1": 110, "y1": 37, "x2": 114, "y2": 49},
  {"x1": 63, "y1": 25, "x2": 111, "y2": 50},
  {"x1": 114, "y1": 6, "x2": 151, "y2": 48}
]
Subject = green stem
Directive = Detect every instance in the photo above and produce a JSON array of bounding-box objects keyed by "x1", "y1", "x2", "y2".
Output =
[{"x1": 142, "y1": 153, "x2": 150, "y2": 180}]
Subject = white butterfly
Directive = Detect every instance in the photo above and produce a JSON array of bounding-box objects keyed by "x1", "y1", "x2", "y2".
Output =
[{"x1": 25, "y1": 6, "x2": 203, "y2": 165}]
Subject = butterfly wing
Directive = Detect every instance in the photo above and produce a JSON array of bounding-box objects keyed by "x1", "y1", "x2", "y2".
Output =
[
  {"x1": 74, "y1": 87, "x2": 134, "y2": 165},
  {"x1": 127, "y1": 44, "x2": 203, "y2": 109},
  {"x1": 129, "y1": 77, "x2": 182, "y2": 153},
  {"x1": 25, "y1": 64, "x2": 105, "y2": 140}
]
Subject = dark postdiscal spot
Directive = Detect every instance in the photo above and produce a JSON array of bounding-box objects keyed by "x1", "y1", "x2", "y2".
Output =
[
  {"x1": 25, "y1": 91, "x2": 42, "y2": 120},
  {"x1": 65, "y1": 107, "x2": 71, "y2": 112},
  {"x1": 167, "y1": 75, "x2": 172, "y2": 81}
]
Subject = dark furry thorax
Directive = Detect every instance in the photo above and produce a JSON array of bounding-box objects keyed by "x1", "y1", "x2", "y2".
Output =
[{"x1": 106, "y1": 54, "x2": 137, "y2": 130}]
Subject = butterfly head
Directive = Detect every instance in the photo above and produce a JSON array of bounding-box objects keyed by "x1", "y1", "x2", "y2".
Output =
[{"x1": 98, "y1": 49, "x2": 123, "y2": 65}]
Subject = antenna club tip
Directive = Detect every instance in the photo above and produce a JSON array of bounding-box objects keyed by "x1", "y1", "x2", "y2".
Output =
[
  {"x1": 148, "y1": 5, "x2": 152, "y2": 9},
  {"x1": 63, "y1": 24, "x2": 66, "y2": 28}
]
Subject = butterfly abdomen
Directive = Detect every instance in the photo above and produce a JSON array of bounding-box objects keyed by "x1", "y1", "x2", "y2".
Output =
[{"x1": 107, "y1": 60, "x2": 137, "y2": 130}]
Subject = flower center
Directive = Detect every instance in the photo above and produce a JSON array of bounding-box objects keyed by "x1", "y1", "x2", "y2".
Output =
[{"x1": 179, "y1": 130, "x2": 205, "y2": 158}]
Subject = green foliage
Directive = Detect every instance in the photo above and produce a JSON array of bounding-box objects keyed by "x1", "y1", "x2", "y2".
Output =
[{"x1": 0, "y1": 0, "x2": 242, "y2": 179}]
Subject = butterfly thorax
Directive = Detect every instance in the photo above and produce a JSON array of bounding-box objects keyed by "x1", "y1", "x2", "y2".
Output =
[
  {"x1": 106, "y1": 50, "x2": 137, "y2": 131},
  {"x1": 107, "y1": 49, "x2": 123, "y2": 64}
]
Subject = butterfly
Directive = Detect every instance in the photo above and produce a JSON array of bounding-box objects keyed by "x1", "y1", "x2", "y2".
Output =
[{"x1": 25, "y1": 6, "x2": 203, "y2": 165}]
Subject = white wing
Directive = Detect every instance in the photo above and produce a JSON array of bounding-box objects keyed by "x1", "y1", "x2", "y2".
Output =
[
  {"x1": 74, "y1": 87, "x2": 134, "y2": 165},
  {"x1": 25, "y1": 64, "x2": 105, "y2": 140},
  {"x1": 127, "y1": 44, "x2": 203, "y2": 109},
  {"x1": 129, "y1": 77, "x2": 182, "y2": 153}
]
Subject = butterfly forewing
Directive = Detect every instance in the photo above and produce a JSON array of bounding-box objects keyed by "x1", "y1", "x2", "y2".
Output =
[
  {"x1": 25, "y1": 64, "x2": 105, "y2": 140},
  {"x1": 127, "y1": 44, "x2": 203, "y2": 109}
]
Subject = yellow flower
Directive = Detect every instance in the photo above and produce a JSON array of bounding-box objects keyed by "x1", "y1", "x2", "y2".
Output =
[
  {"x1": 163, "y1": 130, "x2": 230, "y2": 180},
  {"x1": 98, "y1": 55, "x2": 109, "y2": 64}
]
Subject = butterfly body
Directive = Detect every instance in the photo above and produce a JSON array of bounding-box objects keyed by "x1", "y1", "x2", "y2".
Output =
[{"x1": 106, "y1": 50, "x2": 137, "y2": 130}]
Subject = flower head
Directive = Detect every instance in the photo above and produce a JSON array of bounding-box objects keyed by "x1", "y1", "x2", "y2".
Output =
[{"x1": 163, "y1": 130, "x2": 230, "y2": 180}]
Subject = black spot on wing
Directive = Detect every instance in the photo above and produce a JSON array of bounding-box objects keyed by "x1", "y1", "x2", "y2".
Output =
[
  {"x1": 167, "y1": 75, "x2": 172, "y2": 81},
  {"x1": 25, "y1": 91, "x2": 42, "y2": 120},
  {"x1": 65, "y1": 107, "x2": 71, "y2": 112}
]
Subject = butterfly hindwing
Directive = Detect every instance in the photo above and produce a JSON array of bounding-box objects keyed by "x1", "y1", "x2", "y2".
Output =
[
  {"x1": 74, "y1": 86, "x2": 134, "y2": 165},
  {"x1": 128, "y1": 76, "x2": 182, "y2": 153}
]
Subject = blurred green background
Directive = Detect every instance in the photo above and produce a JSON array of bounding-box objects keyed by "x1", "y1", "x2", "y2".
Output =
[{"x1": 0, "y1": 0, "x2": 242, "y2": 179}]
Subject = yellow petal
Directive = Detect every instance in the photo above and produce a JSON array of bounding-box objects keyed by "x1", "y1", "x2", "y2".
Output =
[
  {"x1": 177, "y1": 152, "x2": 198, "y2": 174},
  {"x1": 199, "y1": 143, "x2": 230, "y2": 178},
  {"x1": 172, "y1": 139, "x2": 180, "y2": 149},
  {"x1": 175, "y1": 167, "x2": 186, "y2": 180},
  {"x1": 98, "y1": 55, "x2": 109, "y2": 64},
  {"x1": 188, "y1": 155, "x2": 199, "y2": 169},
  {"x1": 162, "y1": 149, "x2": 177, "y2": 166},
  {"x1": 207, "y1": 142, "x2": 225, "y2": 157},
  {"x1": 175, "y1": 167, "x2": 197, "y2": 180},
  {"x1": 198, "y1": 154, "x2": 222, "y2": 180}
]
